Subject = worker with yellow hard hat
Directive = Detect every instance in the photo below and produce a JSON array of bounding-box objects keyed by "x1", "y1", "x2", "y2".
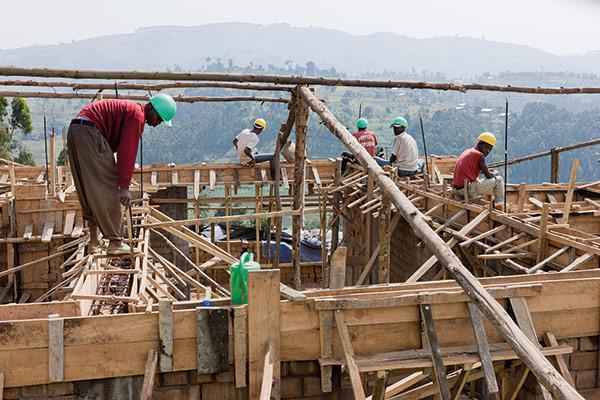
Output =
[
  {"x1": 233, "y1": 118, "x2": 276, "y2": 177},
  {"x1": 451, "y1": 132, "x2": 504, "y2": 203}
]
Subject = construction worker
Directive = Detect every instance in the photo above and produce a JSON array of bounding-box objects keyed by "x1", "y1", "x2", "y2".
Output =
[
  {"x1": 233, "y1": 118, "x2": 276, "y2": 177},
  {"x1": 452, "y1": 132, "x2": 504, "y2": 203},
  {"x1": 67, "y1": 94, "x2": 176, "y2": 255},
  {"x1": 374, "y1": 117, "x2": 425, "y2": 176},
  {"x1": 342, "y1": 117, "x2": 378, "y2": 172}
]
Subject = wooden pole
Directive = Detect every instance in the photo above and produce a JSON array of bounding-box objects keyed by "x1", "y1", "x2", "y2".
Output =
[
  {"x1": 272, "y1": 133, "x2": 283, "y2": 270},
  {"x1": 297, "y1": 85, "x2": 582, "y2": 400},
  {"x1": 291, "y1": 86, "x2": 308, "y2": 290},
  {"x1": 0, "y1": 90, "x2": 291, "y2": 103},
  {"x1": 562, "y1": 158, "x2": 579, "y2": 225},
  {"x1": 3, "y1": 66, "x2": 600, "y2": 94},
  {"x1": 50, "y1": 129, "x2": 56, "y2": 197},
  {"x1": 550, "y1": 147, "x2": 559, "y2": 183},
  {"x1": 378, "y1": 194, "x2": 391, "y2": 284}
]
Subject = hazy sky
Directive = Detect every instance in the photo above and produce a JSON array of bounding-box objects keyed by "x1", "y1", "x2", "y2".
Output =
[{"x1": 2, "y1": 0, "x2": 599, "y2": 55}]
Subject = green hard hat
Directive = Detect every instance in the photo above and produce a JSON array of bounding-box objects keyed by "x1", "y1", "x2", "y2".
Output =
[
  {"x1": 390, "y1": 116, "x2": 408, "y2": 129},
  {"x1": 150, "y1": 93, "x2": 177, "y2": 126},
  {"x1": 356, "y1": 118, "x2": 368, "y2": 129}
]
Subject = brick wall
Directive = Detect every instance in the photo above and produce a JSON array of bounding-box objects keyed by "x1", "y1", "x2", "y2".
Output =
[{"x1": 390, "y1": 217, "x2": 433, "y2": 282}]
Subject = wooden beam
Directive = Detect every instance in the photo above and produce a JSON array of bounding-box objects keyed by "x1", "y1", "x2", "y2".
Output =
[
  {"x1": 560, "y1": 253, "x2": 595, "y2": 273},
  {"x1": 371, "y1": 370, "x2": 389, "y2": 400},
  {"x1": 139, "y1": 349, "x2": 158, "y2": 400},
  {"x1": 537, "y1": 204, "x2": 550, "y2": 264},
  {"x1": 48, "y1": 314, "x2": 64, "y2": 382},
  {"x1": 330, "y1": 247, "x2": 347, "y2": 289},
  {"x1": 334, "y1": 310, "x2": 366, "y2": 400},
  {"x1": 378, "y1": 194, "x2": 391, "y2": 284},
  {"x1": 528, "y1": 246, "x2": 570, "y2": 274},
  {"x1": 319, "y1": 310, "x2": 334, "y2": 393},
  {"x1": 467, "y1": 302, "x2": 498, "y2": 394},
  {"x1": 449, "y1": 363, "x2": 473, "y2": 400},
  {"x1": 420, "y1": 304, "x2": 451, "y2": 400},
  {"x1": 543, "y1": 332, "x2": 575, "y2": 388},
  {"x1": 248, "y1": 270, "x2": 280, "y2": 399},
  {"x1": 233, "y1": 307, "x2": 247, "y2": 389},
  {"x1": 292, "y1": 88, "x2": 308, "y2": 290},
  {"x1": 298, "y1": 86, "x2": 583, "y2": 400},
  {"x1": 259, "y1": 341, "x2": 275, "y2": 400},
  {"x1": 158, "y1": 300, "x2": 173, "y2": 372},
  {"x1": 562, "y1": 158, "x2": 579, "y2": 224}
]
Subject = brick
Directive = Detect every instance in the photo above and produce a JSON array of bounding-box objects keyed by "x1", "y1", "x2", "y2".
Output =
[
  {"x1": 580, "y1": 336, "x2": 599, "y2": 351},
  {"x1": 581, "y1": 388, "x2": 600, "y2": 400},
  {"x1": 3, "y1": 388, "x2": 20, "y2": 400},
  {"x1": 565, "y1": 338, "x2": 579, "y2": 352},
  {"x1": 202, "y1": 383, "x2": 248, "y2": 400},
  {"x1": 161, "y1": 371, "x2": 189, "y2": 386},
  {"x1": 154, "y1": 386, "x2": 188, "y2": 400},
  {"x1": 188, "y1": 385, "x2": 201, "y2": 399},
  {"x1": 571, "y1": 352, "x2": 599, "y2": 370},
  {"x1": 21, "y1": 384, "x2": 48, "y2": 397},
  {"x1": 281, "y1": 377, "x2": 302, "y2": 398},
  {"x1": 290, "y1": 361, "x2": 319, "y2": 376},
  {"x1": 303, "y1": 376, "x2": 323, "y2": 397},
  {"x1": 48, "y1": 381, "x2": 74, "y2": 396},
  {"x1": 576, "y1": 370, "x2": 597, "y2": 390},
  {"x1": 281, "y1": 361, "x2": 290, "y2": 376},
  {"x1": 188, "y1": 371, "x2": 215, "y2": 385},
  {"x1": 215, "y1": 368, "x2": 235, "y2": 383}
]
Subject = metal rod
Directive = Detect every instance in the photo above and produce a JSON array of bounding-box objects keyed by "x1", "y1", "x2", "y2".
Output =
[
  {"x1": 419, "y1": 112, "x2": 430, "y2": 187},
  {"x1": 43, "y1": 106, "x2": 49, "y2": 194},
  {"x1": 504, "y1": 98, "x2": 508, "y2": 212}
]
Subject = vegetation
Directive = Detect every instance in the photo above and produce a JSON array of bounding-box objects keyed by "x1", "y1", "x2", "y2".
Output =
[{"x1": 0, "y1": 97, "x2": 35, "y2": 165}]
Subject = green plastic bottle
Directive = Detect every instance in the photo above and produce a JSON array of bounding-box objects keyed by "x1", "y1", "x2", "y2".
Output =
[{"x1": 230, "y1": 252, "x2": 261, "y2": 305}]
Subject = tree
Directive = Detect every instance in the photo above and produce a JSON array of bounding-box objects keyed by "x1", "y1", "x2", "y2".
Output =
[
  {"x1": 57, "y1": 148, "x2": 68, "y2": 166},
  {"x1": 0, "y1": 97, "x2": 35, "y2": 165}
]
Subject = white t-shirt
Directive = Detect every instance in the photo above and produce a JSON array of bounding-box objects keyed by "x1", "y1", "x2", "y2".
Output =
[
  {"x1": 235, "y1": 129, "x2": 259, "y2": 164},
  {"x1": 391, "y1": 132, "x2": 419, "y2": 171}
]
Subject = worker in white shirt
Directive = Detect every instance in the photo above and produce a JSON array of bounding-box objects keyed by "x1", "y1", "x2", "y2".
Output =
[{"x1": 374, "y1": 116, "x2": 425, "y2": 176}]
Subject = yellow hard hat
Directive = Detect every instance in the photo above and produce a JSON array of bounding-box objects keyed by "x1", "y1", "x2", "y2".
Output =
[
  {"x1": 477, "y1": 132, "x2": 496, "y2": 147},
  {"x1": 254, "y1": 118, "x2": 266, "y2": 129}
]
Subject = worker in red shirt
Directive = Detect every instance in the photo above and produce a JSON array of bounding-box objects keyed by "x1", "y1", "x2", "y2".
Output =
[
  {"x1": 342, "y1": 118, "x2": 378, "y2": 172},
  {"x1": 67, "y1": 94, "x2": 176, "y2": 255},
  {"x1": 452, "y1": 132, "x2": 504, "y2": 203}
]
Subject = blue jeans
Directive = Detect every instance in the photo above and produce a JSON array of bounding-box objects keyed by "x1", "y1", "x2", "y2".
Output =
[
  {"x1": 374, "y1": 158, "x2": 425, "y2": 177},
  {"x1": 255, "y1": 154, "x2": 276, "y2": 177}
]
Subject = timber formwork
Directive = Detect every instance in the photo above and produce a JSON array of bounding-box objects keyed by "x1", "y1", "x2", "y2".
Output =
[{"x1": 0, "y1": 66, "x2": 600, "y2": 399}]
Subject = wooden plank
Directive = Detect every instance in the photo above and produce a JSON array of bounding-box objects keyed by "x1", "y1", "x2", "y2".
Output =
[
  {"x1": 234, "y1": 307, "x2": 247, "y2": 389},
  {"x1": 312, "y1": 166, "x2": 322, "y2": 186},
  {"x1": 543, "y1": 332, "x2": 575, "y2": 388},
  {"x1": 139, "y1": 349, "x2": 158, "y2": 400},
  {"x1": 41, "y1": 222, "x2": 54, "y2": 243},
  {"x1": 420, "y1": 304, "x2": 451, "y2": 400},
  {"x1": 376, "y1": 371, "x2": 425, "y2": 399},
  {"x1": 279, "y1": 283, "x2": 306, "y2": 302},
  {"x1": 22, "y1": 224, "x2": 33, "y2": 240},
  {"x1": 536, "y1": 203, "x2": 549, "y2": 264},
  {"x1": 504, "y1": 364, "x2": 529, "y2": 400},
  {"x1": 330, "y1": 247, "x2": 347, "y2": 289},
  {"x1": 319, "y1": 310, "x2": 334, "y2": 393},
  {"x1": 510, "y1": 297, "x2": 552, "y2": 400},
  {"x1": 193, "y1": 169, "x2": 200, "y2": 199},
  {"x1": 151, "y1": 171, "x2": 157, "y2": 186},
  {"x1": 334, "y1": 310, "x2": 366, "y2": 400},
  {"x1": 484, "y1": 232, "x2": 529, "y2": 254},
  {"x1": 171, "y1": 170, "x2": 178, "y2": 185},
  {"x1": 281, "y1": 167, "x2": 289, "y2": 190},
  {"x1": 562, "y1": 158, "x2": 579, "y2": 224},
  {"x1": 158, "y1": 300, "x2": 173, "y2": 372},
  {"x1": 407, "y1": 210, "x2": 489, "y2": 282},
  {"x1": 248, "y1": 270, "x2": 280, "y2": 399},
  {"x1": 71, "y1": 220, "x2": 83, "y2": 237},
  {"x1": 459, "y1": 225, "x2": 506, "y2": 248},
  {"x1": 449, "y1": 363, "x2": 473, "y2": 400},
  {"x1": 371, "y1": 370, "x2": 389, "y2": 400},
  {"x1": 467, "y1": 302, "x2": 498, "y2": 394},
  {"x1": 260, "y1": 168, "x2": 268, "y2": 185},
  {"x1": 48, "y1": 314, "x2": 63, "y2": 382},
  {"x1": 528, "y1": 246, "x2": 570, "y2": 274},
  {"x1": 196, "y1": 307, "x2": 228, "y2": 374},
  {"x1": 560, "y1": 253, "x2": 595, "y2": 273},
  {"x1": 259, "y1": 341, "x2": 275, "y2": 400},
  {"x1": 63, "y1": 210, "x2": 75, "y2": 236},
  {"x1": 209, "y1": 169, "x2": 216, "y2": 191}
]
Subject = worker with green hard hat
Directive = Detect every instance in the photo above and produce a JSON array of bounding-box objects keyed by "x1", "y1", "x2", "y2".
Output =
[
  {"x1": 373, "y1": 116, "x2": 425, "y2": 176},
  {"x1": 67, "y1": 93, "x2": 177, "y2": 255},
  {"x1": 342, "y1": 117, "x2": 380, "y2": 172},
  {"x1": 452, "y1": 132, "x2": 504, "y2": 203}
]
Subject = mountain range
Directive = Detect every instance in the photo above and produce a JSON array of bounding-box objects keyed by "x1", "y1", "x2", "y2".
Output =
[{"x1": 1, "y1": 23, "x2": 600, "y2": 78}]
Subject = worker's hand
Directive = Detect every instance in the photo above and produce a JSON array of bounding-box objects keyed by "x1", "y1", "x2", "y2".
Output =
[
  {"x1": 491, "y1": 169, "x2": 499, "y2": 177},
  {"x1": 119, "y1": 187, "x2": 132, "y2": 207},
  {"x1": 248, "y1": 158, "x2": 256, "y2": 167}
]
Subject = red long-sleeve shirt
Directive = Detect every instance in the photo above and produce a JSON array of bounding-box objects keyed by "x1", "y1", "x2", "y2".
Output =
[{"x1": 78, "y1": 99, "x2": 146, "y2": 189}]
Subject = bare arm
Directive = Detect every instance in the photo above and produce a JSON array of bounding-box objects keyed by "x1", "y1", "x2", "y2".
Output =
[
  {"x1": 244, "y1": 147, "x2": 256, "y2": 166},
  {"x1": 478, "y1": 155, "x2": 496, "y2": 179},
  {"x1": 233, "y1": 138, "x2": 238, "y2": 150}
]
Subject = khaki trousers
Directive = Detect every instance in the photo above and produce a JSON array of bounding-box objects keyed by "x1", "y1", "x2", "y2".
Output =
[
  {"x1": 453, "y1": 176, "x2": 505, "y2": 202},
  {"x1": 67, "y1": 123, "x2": 122, "y2": 240}
]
